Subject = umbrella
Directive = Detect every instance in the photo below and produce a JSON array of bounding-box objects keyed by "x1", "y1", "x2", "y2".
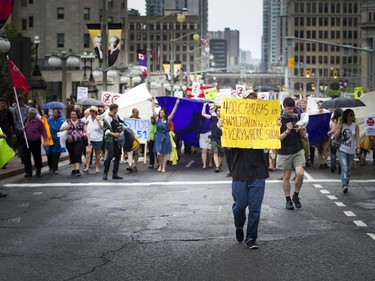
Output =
[
  {"x1": 42, "y1": 101, "x2": 66, "y2": 110},
  {"x1": 75, "y1": 98, "x2": 104, "y2": 107},
  {"x1": 320, "y1": 97, "x2": 366, "y2": 109}
]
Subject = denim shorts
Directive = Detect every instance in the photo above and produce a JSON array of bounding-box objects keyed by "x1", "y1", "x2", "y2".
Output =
[
  {"x1": 276, "y1": 149, "x2": 306, "y2": 170},
  {"x1": 90, "y1": 141, "x2": 103, "y2": 150}
]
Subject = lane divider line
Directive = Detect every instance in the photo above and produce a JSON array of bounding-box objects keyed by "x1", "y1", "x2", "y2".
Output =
[
  {"x1": 344, "y1": 211, "x2": 356, "y2": 217},
  {"x1": 185, "y1": 160, "x2": 195, "y2": 168},
  {"x1": 354, "y1": 221, "x2": 367, "y2": 227},
  {"x1": 313, "y1": 184, "x2": 323, "y2": 189},
  {"x1": 320, "y1": 190, "x2": 331, "y2": 194},
  {"x1": 367, "y1": 233, "x2": 375, "y2": 240},
  {"x1": 327, "y1": 195, "x2": 338, "y2": 200},
  {"x1": 32, "y1": 192, "x2": 43, "y2": 195},
  {"x1": 334, "y1": 202, "x2": 346, "y2": 207}
]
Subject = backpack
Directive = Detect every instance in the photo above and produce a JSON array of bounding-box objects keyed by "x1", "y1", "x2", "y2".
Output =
[{"x1": 122, "y1": 128, "x2": 139, "y2": 152}]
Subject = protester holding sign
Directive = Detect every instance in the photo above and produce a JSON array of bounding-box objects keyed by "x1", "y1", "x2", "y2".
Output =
[
  {"x1": 151, "y1": 97, "x2": 179, "y2": 173},
  {"x1": 277, "y1": 97, "x2": 306, "y2": 210},
  {"x1": 125, "y1": 108, "x2": 141, "y2": 173},
  {"x1": 217, "y1": 97, "x2": 269, "y2": 250}
]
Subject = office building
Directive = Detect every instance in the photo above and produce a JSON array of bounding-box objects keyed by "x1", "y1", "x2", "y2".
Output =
[
  {"x1": 145, "y1": 0, "x2": 208, "y2": 38},
  {"x1": 208, "y1": 28, "x2": 239, "y2": 68}
]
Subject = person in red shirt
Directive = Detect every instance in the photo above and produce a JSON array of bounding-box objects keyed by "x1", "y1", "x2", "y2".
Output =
[{"x1": 22, "y1": 108, "x2": 47, "y2": 178}]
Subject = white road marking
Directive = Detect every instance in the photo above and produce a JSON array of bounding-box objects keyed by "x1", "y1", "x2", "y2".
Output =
[
  {"x1": 17, "y1": 203, "x2": 29, "y2": 208},
  {"x1": 5, "y1": 217, "x2": 21, "y2": 223},
  {"x1": 353, "y1": 220, "x2": 367, "y2": 227},
  {"x1": 185, "y1": 160, "x2": 195, "y2": 168},
  {"x1": 344, "y1": 211, "x2": 356, "y2": 217},
  {"x1": 335, "y1": 202, "x2": 346, "y2": 207},
  {"x1": 304, "y1": 171, "x2": 313, "y2": 181},
  {"x1": 327, "y1": 195, "x2": 338, "y2": 200},
  {"x1": 320, "y1": 190, "x2": 331, "y2": 194},
  {"x1": 33, "y1": 192, "x2": 43, "y2": 195},
  {"x1": 367, "y1": 233, "x2": 375, "y2": 240},
  {"x1": 313, "y1": 184, "x2": 323, "y2": 189},
  {"x1": 4, "y1": 178, "x2": 375, "y2": 188}
]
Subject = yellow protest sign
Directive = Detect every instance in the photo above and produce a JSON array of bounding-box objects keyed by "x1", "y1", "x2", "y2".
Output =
[
  {"x1": 0, "y1": 128, "x2": 15, "y2": 169},
  {"x1": 220, "y1": 98, "x2": 281, "y2": 149},
  {"x1": 354, "y1": 87, "x2": 363, "y2": 99},
  {"x1": 204, "y1": 87, "x2": 218, "y2": 101}
]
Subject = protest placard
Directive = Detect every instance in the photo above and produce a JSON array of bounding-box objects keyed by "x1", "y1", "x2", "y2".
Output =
[
  {"x1": 220, "y1": 98, "x2": 281, "y2": 149},
  {"x1": 123, "y1": 118, "x2": 150, "y2": 143},
  {"x1": 365, "y1": 117, "x2": 375, "y2": 136}
]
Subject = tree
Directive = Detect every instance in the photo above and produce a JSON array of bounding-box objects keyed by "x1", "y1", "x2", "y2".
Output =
[{"x1": 0, "y1": 23, "x2": 17, "y2": 101}]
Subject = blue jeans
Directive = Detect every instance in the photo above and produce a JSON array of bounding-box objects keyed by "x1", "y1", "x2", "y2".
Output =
[
  {"x1": 338, "y1": 150, "x2": 354, "y2": 187},
  {"x1": 232, "y1": 179, "x2": 265, "y2": 242}
]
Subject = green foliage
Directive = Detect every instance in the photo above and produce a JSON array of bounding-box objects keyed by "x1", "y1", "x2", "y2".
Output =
[
  {"x1": 325, "y1": 89, "x2": 341, "y2": 98},
  {"x1": 4, "y1": 23, "x2": 17, "y2": 38},
  {"x1": 0, "y1": 23, "x2": 18, "y2": 100}
]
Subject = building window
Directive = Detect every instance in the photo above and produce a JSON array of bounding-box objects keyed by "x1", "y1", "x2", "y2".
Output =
[
  {"x1": 83, "y1": 33, "x2": 90, "y2": 48},
  {"x1": 108, "y1": 0, "x2": 113, "y2": 7},
  {"x1": 108, "y1": 16, "x2": 113, "y2": 23},
  {"x1": 57, "y1": 33, "x2": 64, "y2": 48},
  {"x1": 22, "y1": 19, "x2": 27, "y2": 30},
  {"x1": 84, "y1": 8, "x2": 90, "y2": 20},
  {"x1": 21, "y1": 0, "x2": 27, "y2": 7},
  {"x1": 28, "y1": 16, "x2": 34, "y2": 28},
  {"x1": 29, "y1": 0, "x2": 33, "y2": 4},
  {"x1": 57, "y1": 7, "x2": 64, "y2": 20},
  {"x1": 121, "y1": 0, "x2": 125, "y2": 9}
]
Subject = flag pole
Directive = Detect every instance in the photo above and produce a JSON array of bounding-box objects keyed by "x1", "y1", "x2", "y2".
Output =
[
  {"x1": 12, "y1": 86, "x2": 29, "y2": 149},
  {"x1": 7, "y1": 56, "x2": 29, "y2": 149}
]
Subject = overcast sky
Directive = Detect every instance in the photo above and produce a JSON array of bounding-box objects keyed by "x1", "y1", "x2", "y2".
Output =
[{"x1": 128, "y1": 0, "x2": 263, "y2": 59}]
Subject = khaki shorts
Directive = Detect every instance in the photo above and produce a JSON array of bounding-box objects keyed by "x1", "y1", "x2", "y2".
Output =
[
  {"x1": 276, "y1": 149, "x2": 306, "y2": 170},
  {"x1": 211, "y1": 141, "x2": 224, "y2": 157}
]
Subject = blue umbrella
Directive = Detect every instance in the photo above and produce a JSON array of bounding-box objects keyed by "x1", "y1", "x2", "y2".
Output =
[{"x1": 42, "y1": 101, "x2": 66, "y2": 110}]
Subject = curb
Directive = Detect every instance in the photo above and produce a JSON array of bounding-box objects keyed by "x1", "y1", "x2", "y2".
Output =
[{"x1": 0, "y1": 155, "x2": 70, "y2": 181}]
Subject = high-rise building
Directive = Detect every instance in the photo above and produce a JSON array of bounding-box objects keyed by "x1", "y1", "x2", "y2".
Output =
[
  {"x1": 261, "y1": 0, "x2": 271, "y2": 72},
  {"x1": 146, "y1": 0, "x2": 208, "y2": 38},
  {"x1": 263, "y1": 0, "x2": 368, "y2": 93},
  {"x1": 208, "y1": 28, "x2": 239, "y2": 68},
  {"x1": 287, "y1": 0, "x2": 365, "y2": 94},
  {"x1": 209, "y1": 39, "x2": 227, "y2": 71},
  {"x1": 261, "y1": 0, "x2": 288, "y2": 72}
]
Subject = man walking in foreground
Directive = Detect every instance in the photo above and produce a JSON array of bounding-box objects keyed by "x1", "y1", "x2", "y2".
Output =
[
  {"x1": 277, "y1": 97, "x2": 306, "y2": 210},
  {"x1": 217, "y1": 113, "x2": 269, "y2": 250}
]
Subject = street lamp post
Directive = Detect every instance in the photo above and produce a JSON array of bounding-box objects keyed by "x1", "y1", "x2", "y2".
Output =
[
  {"x1": 146, "y1": 11, "x2": 187, "y2": 91},
  {"x1": 120, "y1": 73, "x2": 141, "y2": 90},
  {"x1": 169, "y1": 31, "x2": 199, "y2": 93},
  {"x1": 48, "y1": 52, "x2": 80, "y2": 109}
]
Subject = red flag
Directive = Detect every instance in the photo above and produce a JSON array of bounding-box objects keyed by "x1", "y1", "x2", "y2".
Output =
[{"x1": 7, "y1": 59, "x2": 29, "y2": 95}]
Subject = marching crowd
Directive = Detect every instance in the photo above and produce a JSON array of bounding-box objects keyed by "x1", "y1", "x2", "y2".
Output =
[{"x1": 0, "y1": 93, "x2": 374, "y2": 249}]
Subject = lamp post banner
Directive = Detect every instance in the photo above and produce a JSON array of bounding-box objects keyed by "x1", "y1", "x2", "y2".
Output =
[
  {"x1": 0, "y1": 0, "x2": 13, "y2": 29},
  {"x1": 163, "y1": 61, "x2": 181, "y2": 82},
  {"x1": 137, "y1": 50, "x2": 147, "y2": 76},
  {"x1": 87, "y1": 23, "x2": 122, "y2": 67}
]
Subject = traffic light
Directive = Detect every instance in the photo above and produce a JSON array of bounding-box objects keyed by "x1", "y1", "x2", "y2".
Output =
[{"x1": 305, "y1": 68, "x2": 311, "y2": 77}]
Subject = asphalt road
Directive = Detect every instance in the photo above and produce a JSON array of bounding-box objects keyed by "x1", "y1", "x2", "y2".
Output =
[{"x1": 0, "y1": 153, "x2": 374, "y2": 281}]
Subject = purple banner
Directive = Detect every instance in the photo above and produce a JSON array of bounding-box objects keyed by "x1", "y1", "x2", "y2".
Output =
[{"x1": 306, "y1": 113, "x2": 331, "y2": 146}]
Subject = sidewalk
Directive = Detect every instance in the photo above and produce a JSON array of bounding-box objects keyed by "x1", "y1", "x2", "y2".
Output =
[{"x1": 0, "y1": 152, "x2": 69, "y2": 181}]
